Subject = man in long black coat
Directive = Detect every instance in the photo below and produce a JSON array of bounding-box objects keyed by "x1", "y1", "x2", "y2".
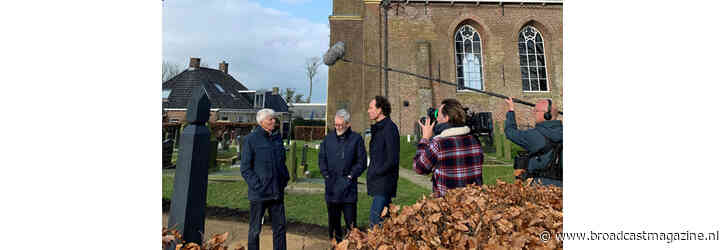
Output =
[
  {"x1": 319, "y1": 109, "x2": 367, "y2": 242},
  {"x1": 366, "y1": 96, "x2": 400, "y2": 228}
]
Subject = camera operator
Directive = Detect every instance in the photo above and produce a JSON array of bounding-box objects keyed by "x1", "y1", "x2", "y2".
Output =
[
  {"x1": 413, "y1": 99, "x2": 484, "y2": 198},
  {"x1": 504, "y1": 97, "x2": 563, "y2": 187}
]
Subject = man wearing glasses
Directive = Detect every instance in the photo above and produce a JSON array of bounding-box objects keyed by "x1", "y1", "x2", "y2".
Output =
[
  {"x1": 504, "y1": 97, "x2": 563, "y2": 187},
  {"x1": 318, "y1": 109, "x2": 367, "y2": 243}
]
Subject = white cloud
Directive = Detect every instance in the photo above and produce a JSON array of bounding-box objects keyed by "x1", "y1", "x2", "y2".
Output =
[{"x1": 163, "y1": 0, "x2": 329, "y2": 102}]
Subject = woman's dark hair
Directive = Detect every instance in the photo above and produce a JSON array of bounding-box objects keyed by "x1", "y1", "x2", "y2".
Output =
[
  {"x1": 441, "y1": 98, "x2": 466, "y2": 126},
  {"x1": 373, "y1": 96, "x2": 392, "y2": 117}
]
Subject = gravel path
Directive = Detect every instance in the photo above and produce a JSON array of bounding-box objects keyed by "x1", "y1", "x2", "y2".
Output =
[{"x1": 163, "y1": 213, "x2": 332, "y2": 250}]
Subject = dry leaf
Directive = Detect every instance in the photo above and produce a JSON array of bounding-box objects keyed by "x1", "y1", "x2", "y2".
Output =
[
  {"x1": 428, "y1": 213, "x2": 442, "y2": 223},
  {"x1": 338, "y1": 183, "x2": 562, "y2": 250},
  {"x1": 336, "y1": 239, "x2": 349, "y2": 250},
  {"x1": 454, "y1": 223, "x2": 468, "y2": 231}
]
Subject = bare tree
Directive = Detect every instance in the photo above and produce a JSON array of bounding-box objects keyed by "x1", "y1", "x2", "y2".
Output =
[
  {"x1": 294, "y1": 94, "x2": 306, "y2": 103},
  {"x1": 304, "y1": 56, "x2": 321, "y2": 103},
  {"x1": 283, "y1": 88, "x2": 296, "y2": 104},
  {"x1": 162, "y1": 60, "x2": 181, "y2": 82}
]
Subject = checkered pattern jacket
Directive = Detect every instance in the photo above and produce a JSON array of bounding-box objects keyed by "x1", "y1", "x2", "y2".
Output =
[{"x1": 413, "y1": 126, "x2": 484, "y2": 197}]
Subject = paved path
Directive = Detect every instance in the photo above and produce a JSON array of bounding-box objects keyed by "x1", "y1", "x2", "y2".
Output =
[
  {"x1": 398, "y1": 167, "x2": 433, "y2": 190},
  {"x1": 165, "y1": 157, "x2": 510, "y2": 195},
  {"x1": 165, "y1": 168, "x2": 367, "y2": 194}
]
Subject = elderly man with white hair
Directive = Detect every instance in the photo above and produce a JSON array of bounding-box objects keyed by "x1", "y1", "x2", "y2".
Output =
[
  {"x1": 318, "y1": 109, "x2": 367, "y2": 243},
  {"x1": 240, "y1": 108, "x2": 290, "y2": 250}
]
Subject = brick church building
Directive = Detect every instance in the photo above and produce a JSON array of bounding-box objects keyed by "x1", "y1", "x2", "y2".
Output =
[{"x1": 327, "y1": 0, "x2": 562, "y2": 136}]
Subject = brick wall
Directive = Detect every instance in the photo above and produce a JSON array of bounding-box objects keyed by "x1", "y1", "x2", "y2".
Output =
[
  {"x1": 330, "y1": 1, "x2": 562, "y2": 135},
  {"x1": 327, "y1": 0, "x2": 367, "y2": 133}
]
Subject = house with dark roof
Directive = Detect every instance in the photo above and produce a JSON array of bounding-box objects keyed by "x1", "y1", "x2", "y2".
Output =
[
  {"x1": 162, "y1": 57, "x2": 290, "y2": 133},
  {"x1": 289, "y1": 103, "x2": 326, "y2": 121}
]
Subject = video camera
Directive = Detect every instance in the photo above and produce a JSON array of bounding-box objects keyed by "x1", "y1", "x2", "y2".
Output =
[{"x1": 418, "y1": 107, "x2": 494, "y2": 144}]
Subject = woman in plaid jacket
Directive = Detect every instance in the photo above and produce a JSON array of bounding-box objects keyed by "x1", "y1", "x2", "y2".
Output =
[{"x1": 413, "y1": 99, "x2": 484, "y2": 197}]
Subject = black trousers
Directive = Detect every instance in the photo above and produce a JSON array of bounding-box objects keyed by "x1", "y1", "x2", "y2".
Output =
[
  {"x1": 248, "y1": 199, "x2": 286, "y2": 250},
  {"x1": 326, "y1": 202, "x2": 357, "y2": 242}
]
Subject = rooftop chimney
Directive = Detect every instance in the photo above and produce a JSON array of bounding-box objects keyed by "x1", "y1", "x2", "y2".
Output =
[
  {"x1": 219, "y1": 61, "x2": 228, "y2": 74},
  {"x1": 272, "y1": 87, "x2": 279, "y2": 95},
  {"x1": 189, "y1": 57, "x2": 201, "y2": 68}
]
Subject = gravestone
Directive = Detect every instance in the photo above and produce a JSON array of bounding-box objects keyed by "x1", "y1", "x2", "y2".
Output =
[
  {"x1": 495, "y1": 121, "x2": 504, "y2": 159},
  {"x1": 162, "y1": 139, "x2": 174, "y2": 168},
  {"x1": 166, "y1": 87, "x2": 211, "y2": 248},
  {"x1": 301, "y1": 144, "x2": 309, "y2": 176},
  {"x1": 288, "y1": 141, "x2": 298, "y2": 182}
]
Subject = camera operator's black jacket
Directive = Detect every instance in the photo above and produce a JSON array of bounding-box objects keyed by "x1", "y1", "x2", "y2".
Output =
[
  {"x1": 505, "y1": 111, "x2": 563, "y2": 186},
  {"x1": 367, "y1": 117, "x2": 400, "y2": 197}
]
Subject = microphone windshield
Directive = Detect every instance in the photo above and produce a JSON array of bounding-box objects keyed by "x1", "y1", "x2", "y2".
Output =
[{"x1": 323, "y1": 41, "x2": 346, "y2": 66}]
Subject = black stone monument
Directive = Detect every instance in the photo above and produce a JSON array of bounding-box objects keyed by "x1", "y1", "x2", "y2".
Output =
[{"x1": 166, "y1": 87, "x2": 211, "y2": 248}]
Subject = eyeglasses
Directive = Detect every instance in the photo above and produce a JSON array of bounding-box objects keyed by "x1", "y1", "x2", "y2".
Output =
[{"x1": 334, "y1": 123, "x2": 346, "y2": 128}]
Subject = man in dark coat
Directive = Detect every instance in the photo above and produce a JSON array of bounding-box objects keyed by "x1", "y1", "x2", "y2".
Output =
[
  {"x1": 318, "y1": 109, "x2": 367, "y2": 242},
  {"x1": 366, "y1": 96, "x2": 400, "y2": 228},
  {"x1": 504, "y1": 97, "x2": 563, "y2": 187},
  {"x1": 240, "y1": 109, "x2": 290, "y2": 250}
]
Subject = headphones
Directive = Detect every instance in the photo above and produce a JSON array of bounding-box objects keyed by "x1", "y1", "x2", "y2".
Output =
[{"x1": 544, "y1": 99, "x2": 552, "y2": 120}]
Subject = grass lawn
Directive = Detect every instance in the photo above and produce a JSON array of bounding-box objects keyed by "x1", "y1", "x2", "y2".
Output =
[
  {"x1": 287, "y1": 140, "x2": 323, "y2": 179},
  {"x1": 163, "y1": 173, "x2": 429, "y2": 228},
  {"x1": 162, "y1": 165, "x2": 513, "y2": 228},
  {"x1": 399, "y1": 137, "x2": 419, "y2": 170},
  {"x1": 216, "y1": 147, "x2": 238, "y2": 159},
  {"x1": 164, "y1": 137, "x2": 516, "y2": 228},
  {"x1": 171, "y1": 146, "x2": 239, "y2": 165},
  {"x1": 289, "y1": 137, "x2": 418, "y2": 176},
  {"x1": 484, "y1": 165, "x2": 514, "y2": 184}
]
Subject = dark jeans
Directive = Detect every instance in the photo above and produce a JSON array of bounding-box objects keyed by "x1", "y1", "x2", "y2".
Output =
[
  {"x1": 248, "y1": 199, "x2": 286, "y2": 250},
  {"x1": 326, "y1": 202, "x2": 357, "y2": 242},
  {"x1": 535, "y1": 177, "x2": 562, "y2": 187},
  {"x1": 368, "y1": 195, "x2": 392, "y2": 228}
]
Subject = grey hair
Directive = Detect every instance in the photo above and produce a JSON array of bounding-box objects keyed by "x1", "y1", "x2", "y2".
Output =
[
  {"x1": 256, "y1": 108, "x2": 276, "y2": 124},
  {"x1": 335, "y1": 109, "x2": 350, "y2": 123}
]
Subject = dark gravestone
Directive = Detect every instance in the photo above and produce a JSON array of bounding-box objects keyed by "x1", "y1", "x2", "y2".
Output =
[
  {"x1": 301, "y1": 144, "x2": 309, "y2": 176},
  {"x1": 166, "y1": 87, "x2": 211, "y2": 248},
  {"x1": 288, "y1": 141, "x2": 297, "y2": 182},
  {"x1": 162, "y1": 139, "x2": 174, "y2": 169}
]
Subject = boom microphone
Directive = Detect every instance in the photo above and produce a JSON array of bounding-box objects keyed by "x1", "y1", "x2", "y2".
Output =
[
  {"x1": 323, "y1": 41, "x2": 346, "y2": 66},
  {"x1": 322, "y1": 41, "x2": 563, "y2": 115}
]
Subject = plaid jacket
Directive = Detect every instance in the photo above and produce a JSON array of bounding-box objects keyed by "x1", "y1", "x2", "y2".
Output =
[{"x1": 413, "y1": 126, "x2": 484, "y2": 197}]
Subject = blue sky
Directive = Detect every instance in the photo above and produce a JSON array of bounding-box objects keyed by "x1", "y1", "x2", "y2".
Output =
[
  {"x1": 266, "y1": 0, "x2": 332, "y2": 24},
  {"x1": 163, "y1": 0, "x2": 332, "y2": 103}
]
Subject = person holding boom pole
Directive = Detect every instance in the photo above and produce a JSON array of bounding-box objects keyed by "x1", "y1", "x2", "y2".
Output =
[{"x1": 505, "y1": 97, "x2": 563, "y2": 187}]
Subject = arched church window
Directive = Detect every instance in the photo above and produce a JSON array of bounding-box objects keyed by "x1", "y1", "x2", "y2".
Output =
[
  {"x1": 454, "y1": 25, "x2": 484, "y2": 90},
  {"x1": 518, "y1": 25, "x2": 549, "y2": 92}
]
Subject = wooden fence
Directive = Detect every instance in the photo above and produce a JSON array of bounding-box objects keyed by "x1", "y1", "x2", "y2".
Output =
[{"x1": 294, "y1": 125, "x2": 326, "y2": 141}]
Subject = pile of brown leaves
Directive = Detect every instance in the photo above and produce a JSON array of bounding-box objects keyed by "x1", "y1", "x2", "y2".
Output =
[
  {"x1": 162, "y1": 228, "x2": 244, "y2": 250},
  {"x1": 336, "y1": 179, "x2": 563, "y2": 250}
]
